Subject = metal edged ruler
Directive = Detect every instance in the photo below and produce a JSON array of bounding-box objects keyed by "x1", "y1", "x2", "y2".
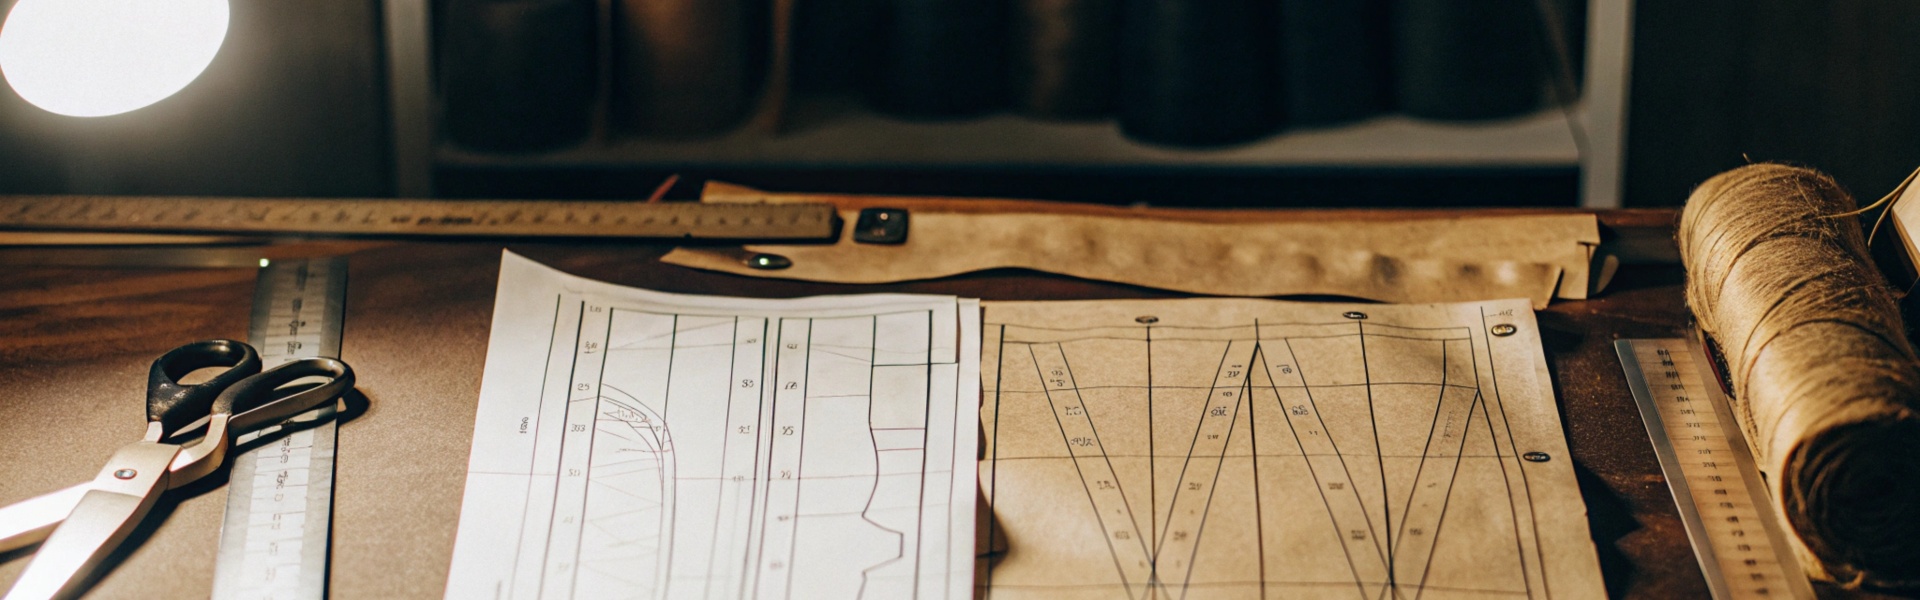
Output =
[
  {"x1": 1615, "y1": 339, "x2": 1816, "y2": 600},
  {"x1": 0, "y1": 196, "x2": 838, "y2": 240},
  {"x1": 212, "y1": 257, "x2": 349, "y2": 600}
]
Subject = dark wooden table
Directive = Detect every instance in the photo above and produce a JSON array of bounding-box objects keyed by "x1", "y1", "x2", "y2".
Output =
[{"x1": 0, "y1": 211, "x2": 1884, "y2": 598}]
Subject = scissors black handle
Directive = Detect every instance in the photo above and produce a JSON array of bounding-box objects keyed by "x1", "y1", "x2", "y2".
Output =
[
  {"x1": 147, "y1": 340, "x2": 262, "y2": 435},
  {"x1": 216, "y1": 357, "x2": 355, "y2": 434}
]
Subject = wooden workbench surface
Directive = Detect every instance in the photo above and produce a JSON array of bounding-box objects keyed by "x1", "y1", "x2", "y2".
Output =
[{"x1": 0, "y1": 211, "x2": 1884, "y2": 598}]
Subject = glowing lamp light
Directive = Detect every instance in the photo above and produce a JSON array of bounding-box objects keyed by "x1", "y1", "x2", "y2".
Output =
[{"x1": 0, "y1": 0, "x2": 228, "y2": 117}]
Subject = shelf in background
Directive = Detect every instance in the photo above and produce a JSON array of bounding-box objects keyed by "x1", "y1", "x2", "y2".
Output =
[
  {"x1": 437, "y1": 101, "x2": 1583, "y2": 171},
  {"x1": 390, "y1": 2, "x2": 1630, "y2": 206}
]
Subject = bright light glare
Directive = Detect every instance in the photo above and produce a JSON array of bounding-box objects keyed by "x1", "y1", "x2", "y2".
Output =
[{"x1": 0, "y1": 0, "x2": 228, "y2": 117}]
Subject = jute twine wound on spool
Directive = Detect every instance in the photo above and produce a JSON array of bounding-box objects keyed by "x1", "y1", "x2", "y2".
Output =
[{"x1": 1680, "y1": 163, "x2": 1920, "y2": 590}]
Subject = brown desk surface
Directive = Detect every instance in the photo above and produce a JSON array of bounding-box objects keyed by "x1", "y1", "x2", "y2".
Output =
[{"x1": 0, "y1": 213, "x2": 1890, "y2": 598}]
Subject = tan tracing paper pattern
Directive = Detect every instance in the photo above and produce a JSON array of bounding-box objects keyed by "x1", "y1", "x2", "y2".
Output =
[
  {"x1": 975, "y1": 298, "x2": 1604, "y2": 599},
  {"x1": 661, "y1": 187, "x2": 1602, "y2": 309}
]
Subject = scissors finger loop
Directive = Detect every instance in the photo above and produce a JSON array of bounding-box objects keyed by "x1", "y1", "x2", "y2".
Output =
[
  {"x1": 146, "y1": 340, "x2": 261, "y2": 436},
  {"x1": 220, "y1": 357, "x2": 355, "y2": 434}
]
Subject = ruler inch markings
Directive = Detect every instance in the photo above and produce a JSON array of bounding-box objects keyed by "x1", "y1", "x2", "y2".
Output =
[
  {"x1": 0, "y1": 196, "x2": 838, "y2": 240},
  {"x1": 1615, "y1": 338, "x2": 1816, "y2": 600},
  {"x1": 213, "y1": 257, "x2": 349, "y2": 600}
]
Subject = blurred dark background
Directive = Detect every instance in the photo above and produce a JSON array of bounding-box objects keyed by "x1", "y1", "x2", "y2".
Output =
[{"x1": 0, "y1": 0, "x2": 1915, "y2": 208}]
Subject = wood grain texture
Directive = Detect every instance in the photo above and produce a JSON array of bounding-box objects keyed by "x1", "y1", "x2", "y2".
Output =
[{"x1": 0, "y1": 213, "x2": 1879, "y2": 598}]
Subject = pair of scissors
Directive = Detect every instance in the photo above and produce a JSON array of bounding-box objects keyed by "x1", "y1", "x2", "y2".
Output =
[{"x1": 0, "y1": 340, "x2": 354, "y2": 600}]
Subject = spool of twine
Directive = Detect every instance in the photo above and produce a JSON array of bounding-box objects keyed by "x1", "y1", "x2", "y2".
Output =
[{"x1": 1680, "y1": 163, "x2": 1920, "y2": 590}]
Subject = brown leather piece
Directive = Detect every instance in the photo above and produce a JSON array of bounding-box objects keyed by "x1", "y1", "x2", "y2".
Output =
[{"x1": 664, "y1": 184, "x2": 1602, "y2": 309}]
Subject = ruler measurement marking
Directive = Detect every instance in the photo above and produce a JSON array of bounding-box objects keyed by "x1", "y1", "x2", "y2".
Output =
[
  {"x1": 0, "y1": 196, "x2": 837, "y2": 239},
  {"x1": 213, "y1": 258, "x2": 348, "y2": 600},
  {"x1": 1616, "y1": 339, "x2": 1815, "y2": 600}
]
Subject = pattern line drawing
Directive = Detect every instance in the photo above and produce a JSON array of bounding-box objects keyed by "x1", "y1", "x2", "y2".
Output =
[
  {"x1": 448, "y1": 258, "x2": 976, "y2": 600},
  {"x1": 978, "y1": 299, "x2": 1596, "y2": 600}
]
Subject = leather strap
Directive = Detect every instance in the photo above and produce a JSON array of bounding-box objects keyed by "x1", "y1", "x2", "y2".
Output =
[{"x1": 663, "y1": 184, "x2": 1602, "y2": 309}]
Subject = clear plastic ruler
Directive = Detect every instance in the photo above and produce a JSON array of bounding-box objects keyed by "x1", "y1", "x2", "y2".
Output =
[
  {"x1": 212, "y1": 257, "x2": 348, "y2": 600},
  {"x1": 1615, "y1": 338, "x2": 1815, "y2": 600}
]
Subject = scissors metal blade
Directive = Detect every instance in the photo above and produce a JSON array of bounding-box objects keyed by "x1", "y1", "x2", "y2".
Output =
[
  {"x1": 3, "y1": 442, "x2": 177, "y2": 600},
  {"x1": 0, "y1": 486, "x2": 87, "y2": 554},
  {"x1": 0, "y1": 436, "x2": 235, "y2": 554}
]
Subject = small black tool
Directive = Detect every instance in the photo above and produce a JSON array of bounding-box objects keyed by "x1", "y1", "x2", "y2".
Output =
[{"x1": 853, "y1": 208, "x2": 909, "y2": 244}]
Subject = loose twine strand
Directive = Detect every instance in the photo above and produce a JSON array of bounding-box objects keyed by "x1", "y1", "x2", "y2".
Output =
[{"x1": 1680, "y1": 163, "x2": 1920, "y2": 590}]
